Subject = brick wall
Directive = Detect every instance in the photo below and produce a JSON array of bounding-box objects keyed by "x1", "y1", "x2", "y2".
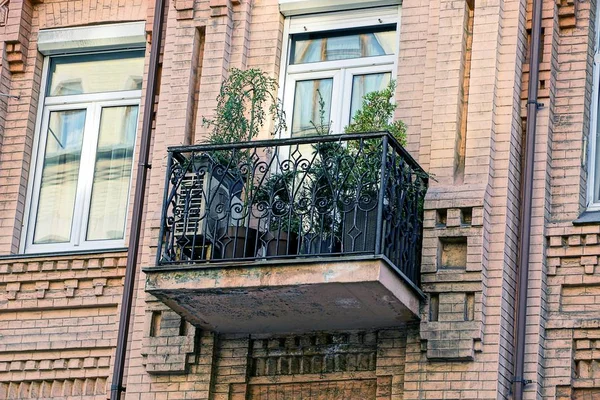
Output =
[
  {"x1": 1, "y1": 0, "x2": 599, "y2": 398},
  {"x1": 527, "y1": 0, "x2": 600, "y2": 397},
  {"x1": 124, "y1": 0, "x2": 531, "y2": 399},
  {"x1": 0, "y1": 252, "x2": 127, "y2": 398},
  {"x1": 0, "y1": 0, "x2": 150, "y2": 398}
]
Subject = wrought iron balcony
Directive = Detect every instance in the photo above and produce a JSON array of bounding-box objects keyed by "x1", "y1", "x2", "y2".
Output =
[
  {"x1": 156, "y1": 132, "x2": 427, "y2": 284},
  {"x1": 147, "y1": 132, "x2": 428, "y2": 333}
]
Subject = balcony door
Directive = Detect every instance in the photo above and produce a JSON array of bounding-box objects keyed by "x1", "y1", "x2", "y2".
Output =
[{"x1": 280, "y1": 7, "x2": 400, "y2": 138}]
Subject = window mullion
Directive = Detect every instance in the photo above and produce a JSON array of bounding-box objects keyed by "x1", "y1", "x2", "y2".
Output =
[
  {"x1": 72, "y1": 103, "x2": 100, "y2": 247},
  {"x1": 340, "y1": 69, "x2": 354, "y2": 130},
  {"x1": 330, "y1": 69, "x2": 345, "y2": 134}
]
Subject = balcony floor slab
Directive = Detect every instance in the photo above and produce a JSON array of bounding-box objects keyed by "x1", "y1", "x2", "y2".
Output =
[{"x1": 144, "y1": 257, "x2": 422, "y2": 334}]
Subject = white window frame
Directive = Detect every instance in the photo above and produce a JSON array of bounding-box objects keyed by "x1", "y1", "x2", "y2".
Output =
[
  {"x1": 21, "y1": 52, "x2": 143, "y2": 254},
  {"x1": 587, "y1": 5, "x2": 600, "y2": 210},
  {"x1": 279, "y1": 0, "x2": 401, "y2": 17},
  {"x1": 278, "y1": 6, "x2": 401, "y2": 139}
]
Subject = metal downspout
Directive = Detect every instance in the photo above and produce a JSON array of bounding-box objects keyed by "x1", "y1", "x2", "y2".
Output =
[
  {"x1": 513, "y1": 0, "x2": 543, "y2": 397},
  {"x1": 109, "y1": 0, "x2": 166, "y2": 398}
]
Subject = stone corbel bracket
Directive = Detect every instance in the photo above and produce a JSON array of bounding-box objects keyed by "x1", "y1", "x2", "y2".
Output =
[
  {"x1": 173, "y1": 0, "x2": 194, "y2": 20},
  {"x1": 556, "y1": 0, "x2": 576, "y2": 29},
  {"x1": 141, "y1": 309, "x2": 198, "y2": 375},
  {"x1": 209, "y1": 0, "x2": 242, "y2": 18},
  {"x1": 5, "y1": 282, "x2": 20, "y2": 300},
  {"x1": 1, "y1": 0, "x2": 45, "y2": 73}
]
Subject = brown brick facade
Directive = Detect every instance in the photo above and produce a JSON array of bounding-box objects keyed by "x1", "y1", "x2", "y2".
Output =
[
  {"x1": 0, "y1": 252, "x2": 127, "y2": 399},
  {"x1": 0, "y1": 0, "x2": 599, "y2": 399}
]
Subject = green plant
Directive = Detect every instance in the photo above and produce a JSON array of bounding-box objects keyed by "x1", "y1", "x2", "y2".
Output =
[
  {"x1": 202, "y1": 68, "x2": 286, "y2": 166},
  {"x1": 299, "y1": 91, "x2": 343, "y2": 238},
  {"x1": 196, "y1": 68, "x2": 287, "y2": 235},
  {"x1": 310, "y1": 89, "x2": 332, "y2": 136},
  {"x1": 344, "y1": 80, "x2": 406, "y2": 145}
]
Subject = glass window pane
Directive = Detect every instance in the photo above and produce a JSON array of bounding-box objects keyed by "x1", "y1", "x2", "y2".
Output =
[
  {"x1": 87, "y1": 105, "x2": 139, "y2": 241},
  {"x1": 34, "y1": 109, "x2": 87, "y2": 244},
  {"x1": 350, "y1": 72, "x2": 392, "y2": 122},
  {"x1": 48, "y1": 51, "x2": 145, "y2": 96},
  {"x1": 291, "y1": 26, "x2": 396, "y2": 64},
  {"x1": 594, "y1": 95, "x2": 600, "y2": 202},
  {"x1": 291, "y1": 79, "x2": 333, "y2": 136}
]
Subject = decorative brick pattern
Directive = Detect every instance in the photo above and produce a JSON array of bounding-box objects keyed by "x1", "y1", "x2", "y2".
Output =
[
  {"x1": 574, "y1": 336, "x2": 600, "y2": 384},
  {"x1": 140, "y1": 308, "x2": 198, "y2": 375},
  {"x1": 0, "y1": 356, "x2": 111, "y2": 374},
  {"x1": 0, "y1": 377, "x2": 107, "y2": 398},
  {"x1": 174, "y1": 0, "x2": 194, "y2": 19},
  {"x1": 0, "y1": 0, "x2": 8, "y2": 27},
  {"x1": 4, "y1": 41, "x2": 26, "y2": 73},
  {"x1": 248, "y1": 379, "x2": 378, "y2": 400},
  {"x1": 556, "y1": 0, "x2": 577, "y2": 29},
  {"x1": 545, "y1": 226, "x2": 600, "y2": 396},
  {"x1": 542, "y1": 4, "x2": 598, "y2": 392},
  {"x1": 0, "y1": 253, "x2": 127, "y2": 397},
  {"x1": 249, "y1": 332, "x2": 377, "y2": 377},
  {"x1": 239, "y1": 330, "x2": 401, "y2": 400},
  {"x1": 419, "y1": 206, "x2": 484, "y2": 361}
]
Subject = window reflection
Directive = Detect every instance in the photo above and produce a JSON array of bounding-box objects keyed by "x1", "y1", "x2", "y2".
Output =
[
  {"x1": 291, "y1": 27, "x2": 396, "y2": 64},
  {"x1": 350, "y1": 72, "x2": 392, "y2": 122},
  {"x1": 48, "y1": 51, "x2": 144, "y2": 96},
  {"x1": 87, "y1": 106, "x2": 139, "y2": 241},
  {"x1": 291, "y1": 79, "x2": 333, "y2": 136},
  {"x1": 34, "y1": 110, "x2": 87, "y2": 244}
]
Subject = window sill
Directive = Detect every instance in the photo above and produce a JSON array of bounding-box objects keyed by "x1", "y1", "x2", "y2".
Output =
[
  {"x1": 573, "y1": 210, "x2": 600, "y2": 225},
  {"x1": 0, "y1": 247, "x2": 128, "y2": 260}
]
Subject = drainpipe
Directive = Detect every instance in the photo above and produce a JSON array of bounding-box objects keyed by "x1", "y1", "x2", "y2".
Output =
[
  {"x1": 513, "y1": 0, "x2": 542, "y2": 398},
  {"x1": 109, "y1": 0, "x2": 166, "y2": 398}
]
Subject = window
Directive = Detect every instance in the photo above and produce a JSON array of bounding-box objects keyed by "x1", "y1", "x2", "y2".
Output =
[
  {"x1": 589, "y1": 6, "x2": 600, "y2": 209},
  {"x1": 23, "y1": 50, "x2": 144, "y2": 253},
  {"x1": 280, "y1": 7, "x2": 400, "y2": 137}
]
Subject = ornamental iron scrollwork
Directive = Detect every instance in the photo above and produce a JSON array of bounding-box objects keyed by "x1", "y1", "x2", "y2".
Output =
[{"x1": 156, "y1": 132, "x2": 428, "y2": 286}]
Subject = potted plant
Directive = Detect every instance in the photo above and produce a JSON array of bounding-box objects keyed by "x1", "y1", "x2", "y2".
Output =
[
  {"x1": 340, "y1": 80, "x2": 407, "y2": 253},
  {"x1": 344, "y1": 80, "x2": 407, "y2": 144},
  {"x1": 179, "y1": 68, "x2": 287, "y2": 259},
  {"x1": 295, "y1": 92, "x2": 349, "y2": 255},
  {"x1": 203, "y1": 68, "x2": 286, "y2": 165}
]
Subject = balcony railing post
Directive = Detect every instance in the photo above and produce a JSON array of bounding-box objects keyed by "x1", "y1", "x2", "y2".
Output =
[
  {"x1": 156, "y1": 151, "x2": 174, "y2": 266},
  {"x1": 374, "y1": 134, "x2": 389, "y2": 256}
]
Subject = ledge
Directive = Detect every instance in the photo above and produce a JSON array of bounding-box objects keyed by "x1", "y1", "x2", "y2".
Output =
[
  {"x1": 145, "y1": 256, "x2": 422, "y2": 334},
  {"x1": 573, "y1": 210, "x2": 600, "y2": 226},
  {"x1": 0, "y1": 247, "x2": 128, "y2": 261},
  {"x1": 145, "y1": 254, "x2": 424, "y2": 299}
]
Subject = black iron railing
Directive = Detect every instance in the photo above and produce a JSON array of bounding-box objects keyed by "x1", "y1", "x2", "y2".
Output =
[{"x1": 156, "y1": 132, "x2": 428, "y2": 285}]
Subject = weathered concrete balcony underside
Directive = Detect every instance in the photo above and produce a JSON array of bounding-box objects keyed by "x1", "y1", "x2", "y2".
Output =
[
  {"x1": 148, "y1": 133, "x2": 428, "y2": 333},
  {"x1": 144, "y1": 256, "x2": 422, "y2": 334}
]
